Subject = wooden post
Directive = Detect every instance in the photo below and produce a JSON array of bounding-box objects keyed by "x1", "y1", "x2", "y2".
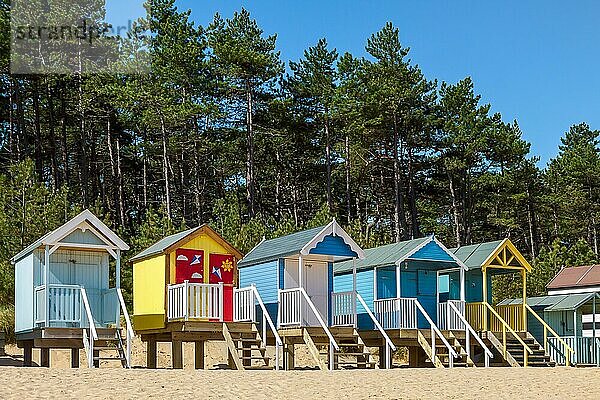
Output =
[
  {"x1": 172, "y1": 340, "x2": 183, "y2": 369},
  {"x1": 44, "y1": 245, "x2": 50, "y2": 327},
  {"x1": 459, "y1": 267, "x2": 465, "y2": 302},
  {"x1": 23, "y1": 343, "x2": 33, "y2": 367},
  {"x1": 71, "y1": 348, "x2": 80, "y2": 368},
  {"x1": 482, "y1": 268, "x2": 488, "y2": 331},
  {"x1": 396, "y1": 264, "x2": 401, "y2": 298},
  {"x1": 284, "y1": 342, "x2": 295, "y2": 371},
  {"x1": 40, "y1": 348, "x2": 50, "y2": 367},
  {"x1": 522, "y1": 269, "x2": 527, "y2": 332},
  {"x1": 116, "y1": 249, "x2": 121, "y2": 288},
  {"x1": 147, "y1": 339, "x2": 157, "y2": 369},
  {"x1": 379, "y1": 345, "x2": 387, "y2": 369},
  {"x1": 93, "y1": 349, "x2": 100, "y2": 368},
  {"x1": 194, "y1": 341, "x2": 205, "y2": 370},
  {"x1": 242, "y1": 339, "x2": 251, "y2": 367}
]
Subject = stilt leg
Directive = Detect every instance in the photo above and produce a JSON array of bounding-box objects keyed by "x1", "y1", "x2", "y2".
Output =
[
  {"x1": 194, "y1": 341, "x2": 205, "y2": 370},
  {"x1": 147, "y1": 340, "x2": 157, "y2": 369},
  {"x1": 242, "y1": 340, "x2": 251, "y2": 367},
  {"x1": 93, "y1": 349, "x2": 99, "y2": 368},
  {"x1": 172, "y1": 340, "x2": 183, "y2": 369},
  {"x1": 284, "y1": 343, "x2": 295, "y2": 371},
  {"x1": 40, "y1": 348, "x2": 50, "y2": 368},
  {"x1": 23, "y1": 343, "x2": 33, "y2": 367},
  {"x1": 379, "y1": 345, "x2": 387, "y2": 369},
  {"x1": 71, "y1": 348, "x2": 80, "y2": 368}
]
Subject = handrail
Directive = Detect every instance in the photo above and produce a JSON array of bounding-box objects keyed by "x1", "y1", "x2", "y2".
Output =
[
  {"x1": 483, "y1": 302, "x2": 532, "y2": 366},
  {"x1": 525, "y1": 304, "x2": 573, "y2": 367},
  {"x1": 117, "y1": 288, "x2": 134, "y2": 368},
  {"x1": 448, "y1": 301, "x2": 493, "y2": 366},
  {"x1": 298, "y1": 287, "x2": 339, "y2": 351},
  {"x1": 80, "y1": 288, "x2": 97, "y2": 340},
  {"x1": 414, "y1": 299, "x2": 458, "y2": 359},
  {"x1": 356, "y1": 293, "x2": 396, "y2": 352},
  {"x1": 596, "y1": 338, "x2": 600, "y2": 367},
  {"x1": 250, "y1": 285, "x2": 282, "y2": 347}
]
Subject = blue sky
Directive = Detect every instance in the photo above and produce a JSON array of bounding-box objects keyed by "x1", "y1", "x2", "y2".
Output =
[{"x1": 106, "y1": 0, "x2": 600, "y2": 165}]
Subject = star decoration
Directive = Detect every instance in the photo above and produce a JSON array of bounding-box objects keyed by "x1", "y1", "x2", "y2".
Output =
[{"x1": 221, "y1": 258, "x2": 233, "y2": 272}]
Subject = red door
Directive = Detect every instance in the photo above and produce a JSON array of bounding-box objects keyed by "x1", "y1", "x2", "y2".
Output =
[
  {"x1": 209, "y1": 254, "x2": 235, "y2": 322},
  {"x1": 175, "y1": 249, "x2": 205, "y2": 284}
]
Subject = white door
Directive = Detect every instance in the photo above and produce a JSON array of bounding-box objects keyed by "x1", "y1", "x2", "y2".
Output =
[{"x1": 283, "y1": 259, "x2": 329, "y2": 326}]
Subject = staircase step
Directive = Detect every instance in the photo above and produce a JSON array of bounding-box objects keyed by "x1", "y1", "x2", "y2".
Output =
[
  {"x1": 94, "y1": 357, "x2": 125, "y2": 361},
  {"x1": 244, "y1": 365, "x2": 274, "y2": 370},
  {"x1": 239, "y1": 356, "x2": 269, "y2": 360}
]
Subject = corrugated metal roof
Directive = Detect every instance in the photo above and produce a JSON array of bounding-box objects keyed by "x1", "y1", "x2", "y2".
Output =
[
  {"x1": 546, "y1": 265, "x2": 600, "y2": 290},
  {"x1": 498, "y1": 293, "x2": 599, "y2": 311},
  {"x1": 450, "y1": 240, "x2": 504, "y2": 269},
  {"x1": 334, "y1": 237, "x2": 429, "y2": 274},
  {"x1": 238, "y1": 225, "x2": 326, "y2": 267},
  {"x1": 130, "y1": 227, "x2": 197, "y2": 262}
]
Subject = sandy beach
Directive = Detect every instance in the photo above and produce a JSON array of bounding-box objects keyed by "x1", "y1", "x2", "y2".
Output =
[{"x1": 0, "y1": 365, "x2": 599, "y2": 399}]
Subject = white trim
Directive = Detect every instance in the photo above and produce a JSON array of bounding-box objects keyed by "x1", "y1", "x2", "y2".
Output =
[
  {"x1": 373, "y1": 268, "x2": 378, "y2": 300},
  {"x1": 431, "y1": 237, "x2": 470, "y2": 271},
  {"x1": 300, "y1": 220, "x2": 365, "y2": 259},
  {"x1": 43, "y1": 209, "x2": 129, "y2": 251},
  {"x1": 548, "y1": 287, "x2": 600, "y2": 296}
]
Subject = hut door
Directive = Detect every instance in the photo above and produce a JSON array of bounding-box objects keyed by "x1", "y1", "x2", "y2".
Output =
[
  {"x1": 209, "y1": 254, "x2": 235, "y2": 322},
  {"x1": 302, "y1": 261, "x2": 328, "y2": 327}
]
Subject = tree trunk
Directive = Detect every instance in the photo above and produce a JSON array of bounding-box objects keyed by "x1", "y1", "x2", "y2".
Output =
[
  {"x1": 246, "y1": 80, "x2": 255, "y2": 217},
  {"x1": 345, "y1": 134, "x2": 351, "y2": 223},
  {"x1": 33, "y1": 77, "x2": 43, "y2": 180},
  {"x1": 392, "y1": 113, "x2": 407, "y2": 242},
  {"x1": 448, "y1": 173, "x2": 461, "y2": 246},
  {"x1": 324, "y1": 114, "x2": 332, "y2": 212},
  {"x1": 116, "y1": 132, "x2": 126, "y2": 227},
  {"x1": 407, "y1": 146, "x2": 420, "y2": 238},
  {"x1": 160, "y1": 114, "x2": 171, "y2": 219}
]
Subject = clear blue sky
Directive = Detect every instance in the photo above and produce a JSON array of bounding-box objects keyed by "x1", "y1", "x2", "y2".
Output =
[{"x1": 106, "y1": 0, "x2": 600, "y2": 165}]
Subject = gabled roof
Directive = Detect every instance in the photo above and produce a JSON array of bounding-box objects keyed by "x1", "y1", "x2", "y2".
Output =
[
  {"x1": 333, "y1": 235, "x2": 467, "y2": 274},
  {"x1": 11, "y1": 209, "x2": 129, "y2": 263},
  {"x1": 498, "y1": 292, "x2": 600, "y2": 312},
  {"x1": 451, "y1": 238, "x2": 531, "y2": 271},
  {"x1": 238, "y1": 220, "x2": 364, "y2": 268},
  {"x1": 546, "y1": 265, "x2": 600, "y2": 290},
  {"x1": 129, "y1": 224, "x2": 243, "y2": 263}
]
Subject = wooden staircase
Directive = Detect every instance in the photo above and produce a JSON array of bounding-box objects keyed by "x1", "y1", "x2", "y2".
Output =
[
  {"x1": 86, "y1": 328, "x2": 128, "y2": 368},
  {"x1": 223, "y1": 323, "x2": 273, "y2": 370},
  {"x1": 484, "y1": 331, "x2": 556, "y2": 367},
  {"x1": 300, "y1": 327, "x2": 376, "y2": 370},
  {"x1": 417, "y1": 330, "x2": 475, "y2": 368}
]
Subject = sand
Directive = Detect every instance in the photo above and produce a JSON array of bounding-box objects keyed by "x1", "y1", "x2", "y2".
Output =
[{"x1": 1, "y1": 341, "x2": 600, "y2": 399}]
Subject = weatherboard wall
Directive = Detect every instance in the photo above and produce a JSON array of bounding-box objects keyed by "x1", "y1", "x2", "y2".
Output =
[
  {"x1": 15, "y1": 253, "x2": 34, "y2": 333},
  {"x1": 334, "y1": 269, "x2": 375, "y2": 329}
]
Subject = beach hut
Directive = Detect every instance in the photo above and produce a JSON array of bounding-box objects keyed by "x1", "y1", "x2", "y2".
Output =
[
  {"x1": 11, "y1": 210, "x2": 132, "y2": 368},
  {"x1": 498, "y1": 293, "x2": 600, "y2": 366},
  {"x1": 451, "y1": 238, "x2": 571, "y2": 366},
  {"x1": 236, "y1": 220, "x2": 369, "y2": 370},
  {"x1": 131, "y1": 225, "x2": 276, "y2": 370},
  {"x1": 333, "y1": 235, "x2": 493, "y2": 368}
]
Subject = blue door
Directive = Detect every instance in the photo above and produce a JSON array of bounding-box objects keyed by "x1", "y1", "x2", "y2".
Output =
[
  {"x1": 400, "y1": 270, "x2": 417, "y2": 298},
  {"x1": 376, "y1": 267, "x2": 397, "y2": 299},
  {"x1": 417, "y1": 269, "x2": 437, "y2": 327}
]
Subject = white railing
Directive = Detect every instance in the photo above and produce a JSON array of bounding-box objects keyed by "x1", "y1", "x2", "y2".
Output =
[
  {"x1": 234, "y1": 287, "x2": 256, "y2": 322},
  {"x1": 331, "y1": 291, "x2": 357, "y2": 326},
  {"x1": 278, "y1": 287, "x2": 339, "y2": 370},
  {"x1": 549, "y1": 336, "x2": 600, "y2": 366},
  {"x1": 356, "y1": 293, "x2": 397, "y2": 369},
  {"x1": 167, "y1": 281, "x2": 224, "y2": 321},
  {"x1": 413, "y1": 299, "x2": 458, "y2": 367},
  {"x1": 81, "y1": 287, "x2": 98, "y2": 368},
  {"x1": 34, "y1": 284, "x2": 83, "y2": 327},
  {"x1": 277, "y1": 288, "x2": 302, "y2": 327},
  {"x1": 438, "y1": 300, "x2": 466, "y2": 331},
  {"x1": 447, "y1": 301, "x2": 493, "y2": 367},
  {"x1": 117, "y1": 288, "x2": 134, "y2": 368},
  {"x1": 374, "y1": 297, "x2": 417, "y2": 329},
  {"x1": 235, "y1": 285, "x2": 283, "y2": 370}
]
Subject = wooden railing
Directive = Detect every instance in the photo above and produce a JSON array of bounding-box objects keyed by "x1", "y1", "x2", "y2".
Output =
[
  {"x1": 548, "y1": 336, "x2": 600, "y2": 366},
  {"x1": 447, "y1": 301, "x2": 494, "y2": 367},
  {"x1": 484, "y1": 302, "x2": 533, "y2": 366},
  {"x1": 117, "y1": 288, "x2": 134, "y2": 368},
  {"x1": 373, "y1": 297, "x2": 418, "y2": 329},
  {"x1": 525, "y1": 304, "x2": 573, "y2": 367},
  {"x1": 167, "y1": 281, "x2": 224, "y2": 321},
  {"x1": 81, "y1": 287, "x2": 98, "y2": 368},
  {"x1": 277, "y1": 288, "x2": 303, "y2": 327},
  {"x1": 34, "y1": 284, "x2": 83, "y2": 327},
  {"x1": 331, "y1": 291, "x2": 357, "y2": 326},
  {"x1": 234, "y1": 285, "x2": 283, "y2": 370},
  {"x1": 356, "y1": 293, "x2": 397, "y2": 369},
  {"x1": 495, "y1": 304, "x2": 525, "y2": 332},
  {"x1": 438, "y1": 300, "x2": 466, "y2": 331}
]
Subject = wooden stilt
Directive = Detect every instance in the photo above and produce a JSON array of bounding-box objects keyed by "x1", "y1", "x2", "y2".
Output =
[
  {"x1": 194, "y1": 341, "x2": 205, "y2": 370},
  {"x1": 71, "y1": 348, "x2": 80, "y2": 368},
  {"x1": 23, "y1": 343, "x2": 33, "y2": 367},
  {"x1": 242, "y1": 340, "x2": 251, "y2": 367},
  {"x1": 284, "y1": 342, "x2": 295, "y2": 371},
  {"x1": 172, "y1": 340, "x2": 183, "y2": 369},
  {"x1": 147, "y1": 340, "x2": 157, "y2": 369},
  {"x1": 40, "y1": 348, "x2": 50, "y2": 368},
  {"x1": 379, "y1": 345, "x2": 387, "y2": 369}
]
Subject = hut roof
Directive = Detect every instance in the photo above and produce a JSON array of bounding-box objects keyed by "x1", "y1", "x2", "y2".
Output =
[
  {"x1": 498, "y1": 292, "x2": 600, "y2": 311},
  {"x1": 238, "y1": 220, "x2": 364, "y2": 268},
  {"x1": 546, "y1": 265, "x2": 600, "y2": 290},
  {"x1": 129, "y1": 224, "x2": 243, "y2": 263},
  {"x1": 11, "y1": 209, "x2": 129, "y2": 263},
  {"x1": 449, "y1": 240, "x2": 504, "y2": 269}
]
